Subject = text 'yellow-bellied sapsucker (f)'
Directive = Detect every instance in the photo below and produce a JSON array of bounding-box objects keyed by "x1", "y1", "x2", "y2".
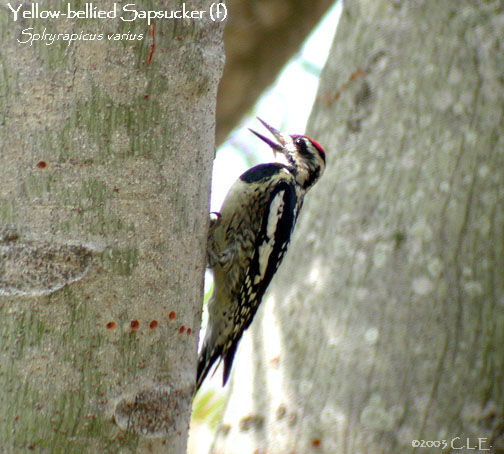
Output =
[{"x1": 196, "y1": 118, "x2": 326, "y2": 391}]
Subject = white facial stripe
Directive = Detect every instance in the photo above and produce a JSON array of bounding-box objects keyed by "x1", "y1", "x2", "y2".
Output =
[{"x1": 274, "y1": 152, "x2": 291, "y2": 167}]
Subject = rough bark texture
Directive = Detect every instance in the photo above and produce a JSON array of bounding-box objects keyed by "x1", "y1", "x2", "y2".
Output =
[
  {"x1": 215, "y1": 0, "x2": 334, "y2": 145},
  {"x1": 0, "y1": 1, "x2": 224, "y2": 452},
  {"x1": 214, "y1": 1, "x2": 504, "y2": 453}
]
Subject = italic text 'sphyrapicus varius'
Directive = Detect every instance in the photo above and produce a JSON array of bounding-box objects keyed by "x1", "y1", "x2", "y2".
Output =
[{"x1": 196, "y1": 118, "x2": 326, "y2": 391}]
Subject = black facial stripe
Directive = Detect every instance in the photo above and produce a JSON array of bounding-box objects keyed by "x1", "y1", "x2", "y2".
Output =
[
  {"x1": 295, "y1": 137, "x2": 309, "y2": 155},
  {"x1": 305, "y1": 139, "x2": 325, "y2": 164},
  {"x1": 286, "y1": 152, "x2": 297, "y2": 168},
  {"x1": 303, "y1": 166, "x2": 320, "y2": 190},
  {"x1": 296, "y1": 137, "x2": 326, "y2": 166}
]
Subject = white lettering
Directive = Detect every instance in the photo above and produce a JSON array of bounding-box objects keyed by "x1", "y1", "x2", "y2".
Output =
[
  {"x1": 67, "y1": 4, "x2": 85, "y2": 19},
  {"x1": 39, "y1": 9, "x2": 60, "y2": 19},
  {"x1": 17, "y1": 27, "x2": 34, "y2": 45},
  {"x1": 121, "y1": 4, "x2": 138, "y2": 22},
  {"x1": 6, "y1": 3, "x2": 22, "y2": 21}
]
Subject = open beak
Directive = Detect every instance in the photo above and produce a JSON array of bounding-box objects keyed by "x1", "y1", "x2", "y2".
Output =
[{"x1": 248, "y1": 117, "x2": 287, "y2": 154}]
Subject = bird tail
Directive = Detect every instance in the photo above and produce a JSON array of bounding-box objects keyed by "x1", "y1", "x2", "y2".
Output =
[
  {"x1": 195, "y1": 342, "x2": 222, "y2": 392},
  {"x1": 196, "y1": 338, "x2": 241, "y2": 392},
  {"x1": 222, "y1": 341, "x2": 238, "y2": 387}
]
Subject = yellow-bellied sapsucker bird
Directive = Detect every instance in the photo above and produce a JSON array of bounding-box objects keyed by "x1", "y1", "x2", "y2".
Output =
[{"x1": 196, "y1": 118, "x2": 326, "y2": 391}]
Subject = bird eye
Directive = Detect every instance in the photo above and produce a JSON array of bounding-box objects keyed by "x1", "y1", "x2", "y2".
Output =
[{"x1": 294, "y1": 136, "x2": 309, "y2": 155}]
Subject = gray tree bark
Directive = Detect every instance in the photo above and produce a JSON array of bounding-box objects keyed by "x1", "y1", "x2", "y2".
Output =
[
  {"x1": 214, "y1": 1, "x2": 504, "y2": 453},
  {"x1": 0, "y1": 1, "x2": 224, "y2": 452}
]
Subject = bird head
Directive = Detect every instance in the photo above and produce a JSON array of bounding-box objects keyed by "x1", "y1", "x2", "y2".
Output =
[{"x1": 249, "y1": 118, "x2": 326, "y2": 191}]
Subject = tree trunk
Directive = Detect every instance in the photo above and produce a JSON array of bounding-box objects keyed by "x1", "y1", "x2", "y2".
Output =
[
  {"x1": 214, "y1": 1, "x2": 504, "y2": 453},
  {"x1": 0, "y1": 1, "x2": 224, "y2": 452}
]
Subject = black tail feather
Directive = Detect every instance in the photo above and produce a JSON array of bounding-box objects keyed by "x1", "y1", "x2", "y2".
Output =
[
  {"x1": 195, "y1": 344, "x2": 222, "y2": 392},
  {"x1": 222, "y1": 341, "x2": 239, "y2": 386},
  {"x1": 196, "y1": 338, "x2": 241, "y2": 391}
]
